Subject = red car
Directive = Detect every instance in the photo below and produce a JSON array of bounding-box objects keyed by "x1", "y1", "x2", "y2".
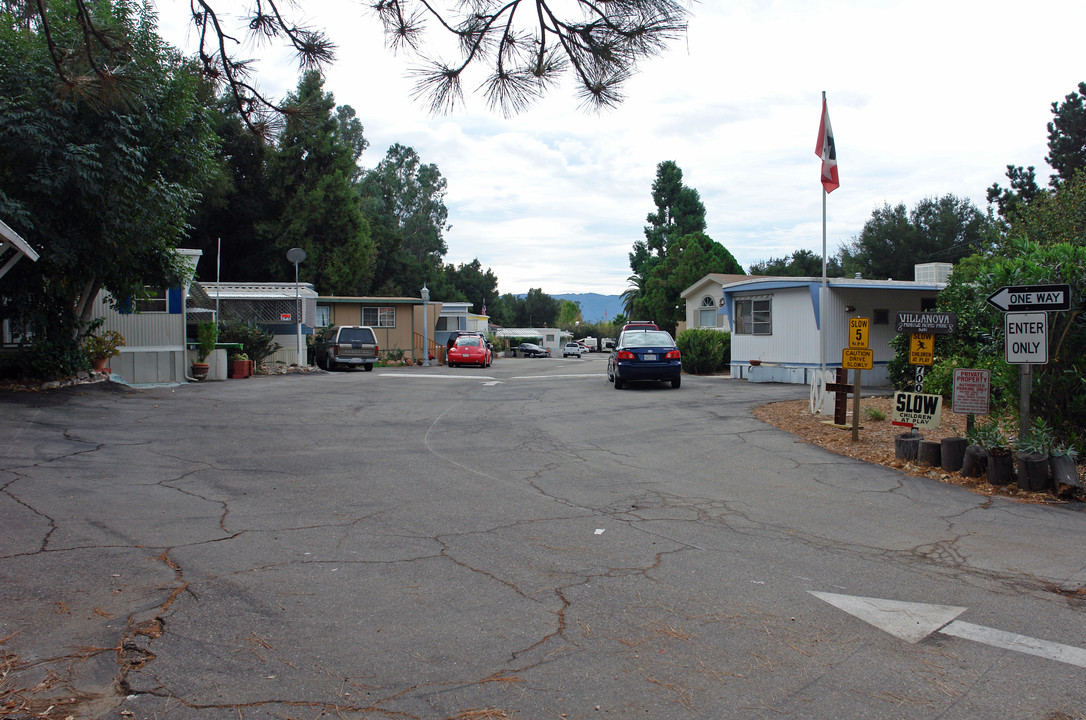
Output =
[{"x1": 448, "y1": 335, "x2": 492, "y2": 367}]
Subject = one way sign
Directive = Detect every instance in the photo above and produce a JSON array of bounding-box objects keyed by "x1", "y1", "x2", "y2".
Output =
[{"x1": 986, "y1": 284, "x2": 1071, "y2": 312}]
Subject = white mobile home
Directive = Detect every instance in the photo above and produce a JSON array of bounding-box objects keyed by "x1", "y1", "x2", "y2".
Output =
[{"x1": 683, "y1": 266, "x2": 948, "y2": 387}]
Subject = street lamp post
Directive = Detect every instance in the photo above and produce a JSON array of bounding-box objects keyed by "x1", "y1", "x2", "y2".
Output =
[
  {"x1": 421, "y1": 284, "x2": 430, "y2": 367},
  {"x1": 286, "y1": 248, "x2": 306, "y2": 365}
]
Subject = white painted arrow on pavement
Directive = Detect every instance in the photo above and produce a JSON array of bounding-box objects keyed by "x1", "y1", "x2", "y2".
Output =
[{"x1": 810, "y1": 591, "x2": 1086, "y2": 668}]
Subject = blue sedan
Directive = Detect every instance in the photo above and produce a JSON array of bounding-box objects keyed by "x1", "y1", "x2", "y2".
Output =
[{"x1": 607, "y1": 329, "x2": 682, "y2": 389}]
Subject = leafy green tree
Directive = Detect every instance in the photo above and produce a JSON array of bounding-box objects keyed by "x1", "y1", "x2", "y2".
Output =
[
  {"x1": 0, "y1": 0, "x2": 217, "y2": 378},
  {"x1": 429, "y1": 259, "x2": 500, "y2": 313},
  {"x1": 893, "y1": 176, "x2": 1086, "y2": 446},
  {"x1": 557, "y1": 300, "x2": 583, "y2": 329},
  {"x1": 748, "y1": 249, "x2": 841, "y2": 277},
  {"x1": 259, "y1": 71, "x2": 375, "y2": 294},
  {"x1": 184, "y1": 95, "x2": 275, "y2": 281},
  {"x1": 359, "y1": 143, "x2": 449, "y2": 295},
  {"x1": 523, "y1": 288, "x2": 560, "y2": 327},
  {"x1": 839, "y1": 195, "x2": 992, "y2": 280}
]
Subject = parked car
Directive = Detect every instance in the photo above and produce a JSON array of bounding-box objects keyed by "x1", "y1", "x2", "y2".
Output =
[
  {"x1": 563, "y1": 342, "x2": 583, "y2": 358},
  {"x1": 621, "y1": 320, "x2": 659, "y2": 332},
  {"x1": 446, "y1": 331, "x2": 482, "y2": 352},
  {"x1": 315, "y1": 325, "x2": 379, "y2": 371},
  {"x1": 516, "y1": 343, "x2": 548, "y2": 358},
  {"x1": 449, "y1": 334, "x2": 492, "y2": 367},
  {"x1": 577, "y1": 342, "x2": 591, "y2": 354},
  {"x1": 607, "y1": 329, "x2": 682, "y2": 389}
]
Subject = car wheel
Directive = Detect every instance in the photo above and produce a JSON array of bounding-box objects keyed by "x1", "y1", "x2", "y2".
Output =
[
  {"x1": 613, "y1": 376, "x2": 624, "y2": 390},
  {"x1": 364, "y1": 363, "x2": 374, "y2": 372},
  {"x1": 671, "y1": 375, "x2": 681, "y2": 389},
  {"x1": 450, "y1": 362, "x2": 457, "y2": 368}
]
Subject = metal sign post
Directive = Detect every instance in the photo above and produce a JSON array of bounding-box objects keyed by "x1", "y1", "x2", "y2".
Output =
[{"x1": 286, "y1": 248, "x2": 306, "y2": 366}]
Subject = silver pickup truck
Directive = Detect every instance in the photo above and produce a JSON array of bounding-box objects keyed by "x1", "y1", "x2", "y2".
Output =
[{"x1": 314, "y1": 325, "x2": 379, "y2": 371}]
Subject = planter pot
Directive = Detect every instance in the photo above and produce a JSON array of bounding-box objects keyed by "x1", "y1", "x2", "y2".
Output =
[
  {"x1": 91, "y1": 356, "x2": 111, "y2": 373},
  {"x1": 1016, "y1": 452, "x2": 1051, "y2": 493},
  {"x1": 941, "y1": 437, "x2": 968, "y2": 472},
  {"x1": 228, "y1": 360, "x2": 251, "y2": 378},
  {"x1": 1050, "y1": 455, "x2": 1081, "y2": 496},
  {"x1": 918, "y1": 440, "x2": 941, "y2": 467},
  {"x1": 191, "y1": 362, "x2": 210, "y2": 381},
  {"x1": 961, "y1": 445, "x2": 987, "y2": 478},
  {"x1": 986, "y1": 451, "x2": 1014, "y2": 486},
  {"x1": 894, "y1": 431, "x2": 923, "y2": 461}
]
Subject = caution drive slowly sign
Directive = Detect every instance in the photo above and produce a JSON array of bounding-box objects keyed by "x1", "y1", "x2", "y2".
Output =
[{"x1": 892, "y1": 391, "x2": 943, "y2": 430}]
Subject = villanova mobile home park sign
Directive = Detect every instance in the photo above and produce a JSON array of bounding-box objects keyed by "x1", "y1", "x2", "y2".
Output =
[{"x1": 895, "y1": 312, "x2": 957, "y2": 335}]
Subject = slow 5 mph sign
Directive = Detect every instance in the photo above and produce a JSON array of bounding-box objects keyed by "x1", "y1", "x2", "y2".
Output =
[{"x1": 1005, "y1": 312, "x2": 1047, "y2": 364}]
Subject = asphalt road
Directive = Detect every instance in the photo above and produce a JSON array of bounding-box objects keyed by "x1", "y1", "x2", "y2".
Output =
[{"x1": 2, "y1": 353, "x2": 1084, "y2": 720}]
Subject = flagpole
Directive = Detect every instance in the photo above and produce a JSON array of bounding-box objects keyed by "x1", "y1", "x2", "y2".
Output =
[
  {"x1": 819, "y1": 91, "x2": 828, "y2": 388},
  {"x1": 821, "y1": 186, "x2": 827, "y2": 383}
]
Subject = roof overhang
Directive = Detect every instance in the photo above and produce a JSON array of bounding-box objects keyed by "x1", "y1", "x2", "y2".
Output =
[{"x1": 0, "y1": 219, "x2": 40, "y2": 281}]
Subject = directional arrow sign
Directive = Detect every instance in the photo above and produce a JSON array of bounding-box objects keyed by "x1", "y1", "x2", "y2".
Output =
[
  {"x1": 985, "y1": 284, "x2": 1071, "y2": 312},
  {"x1": 811, "y1": 591, "x2": 1086, "y2": 668}
]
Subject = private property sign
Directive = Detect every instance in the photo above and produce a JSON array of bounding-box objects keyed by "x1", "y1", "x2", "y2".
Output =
[
  {"x1": 952, "y1": 369, "x2": 990, "y2": 415},
  {"x1": 892, "y1": 391, "x2": 943, "y2": 430},
  {"x1": 1005, "y1": 312, "x2": 1048, "y2": 364}
]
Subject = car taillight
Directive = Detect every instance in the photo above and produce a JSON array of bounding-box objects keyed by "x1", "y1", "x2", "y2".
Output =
[
  {"x1": 666, "y1": 349, "x2": 681, "y2": 359},
  {"x1": 617, "y1": 350, "x2": 635, "y2": 360},
  {"x1": 333, "y1": 344, "x2": 339, "y2": 354},
  {"x1": 375, "y1": 345, "x2": 379, "y2": 356}
]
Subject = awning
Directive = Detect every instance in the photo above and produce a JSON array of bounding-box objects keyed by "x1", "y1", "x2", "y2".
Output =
[{"x1": 0, "y1": 219, "x2": 40, "y2": 281}]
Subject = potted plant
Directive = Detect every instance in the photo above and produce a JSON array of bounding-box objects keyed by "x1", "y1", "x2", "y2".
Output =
[
  {"x1": 192, "y1": 321, "x2": 218, "y2": 381},
  {"x1": 228, "y1": 351, "x2": 251, "y2": 379},
  {"x1": 1014, "y1": 418, "x2": 1053, "y2": 492},
  {"x1": 974, "y1": 421, "x2": 1013, "y2": 486},
  {"x1": 1049, "y1": 443, "x2": 1080, "y2": 497},
  {"x1": 84, "y1": 329, "x2": 125, "y2": 372}
]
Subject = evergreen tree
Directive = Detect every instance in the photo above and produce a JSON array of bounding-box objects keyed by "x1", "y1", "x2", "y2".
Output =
[{"x1": 259, "y1": 72, "x2": 375, "y2": 294}]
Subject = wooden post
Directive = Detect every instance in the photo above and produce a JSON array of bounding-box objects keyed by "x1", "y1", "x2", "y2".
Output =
[
  {"x1": 852, "y1": 368, "x2": 862, "y2": 441},
  {"x1": 1019, "y1": 364, "x2": 1031, "y2": 438},
  {"x1": 826, "y1": 368, "x2": 852, "y2": 426}
]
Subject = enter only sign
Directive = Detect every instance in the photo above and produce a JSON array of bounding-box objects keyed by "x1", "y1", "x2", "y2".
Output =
[{"x1": 1005, "y1": 312, "x2": 1047, "y2": 364}]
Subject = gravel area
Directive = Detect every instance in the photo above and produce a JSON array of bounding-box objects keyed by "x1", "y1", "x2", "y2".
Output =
[{"x1": 753, "y1": 395, "x2": 1084, "y2": 507}]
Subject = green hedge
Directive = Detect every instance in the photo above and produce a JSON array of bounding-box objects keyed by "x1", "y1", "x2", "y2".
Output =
[{"x1": 676, "y1": 328, "x2": 730, "y2": 374}]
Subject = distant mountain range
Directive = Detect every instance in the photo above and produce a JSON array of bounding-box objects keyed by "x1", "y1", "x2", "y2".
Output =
[{"x1": 553, "y1": 293, "x2": 624, "y2": 323}]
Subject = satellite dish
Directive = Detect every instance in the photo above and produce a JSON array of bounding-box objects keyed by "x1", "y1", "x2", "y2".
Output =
[{"x1": 286, "y1": 247, "x2": 306, "y2": 264}]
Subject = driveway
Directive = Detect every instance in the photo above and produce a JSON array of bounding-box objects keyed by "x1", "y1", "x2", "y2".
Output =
[{"x1": 2, "y1": 356, "x2": 1084, "y2": 719}]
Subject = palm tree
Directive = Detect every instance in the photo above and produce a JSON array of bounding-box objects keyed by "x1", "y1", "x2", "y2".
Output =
[{"x1": 620, "y1": 274, "x2": 645, "y2": 318}]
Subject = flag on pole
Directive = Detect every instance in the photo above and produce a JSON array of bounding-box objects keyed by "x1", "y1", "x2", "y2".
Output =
[{"x1": 816, "y1": 96, "x2": 839, "y2": 193}]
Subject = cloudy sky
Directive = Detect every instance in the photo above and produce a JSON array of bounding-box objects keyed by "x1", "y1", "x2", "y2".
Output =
[{"x1": 161, "y1": 0, "x2": 1085, "y2": 296}]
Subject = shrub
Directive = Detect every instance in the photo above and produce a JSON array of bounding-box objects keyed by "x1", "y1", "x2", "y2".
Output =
[
  {"x1": 676, "y1": 328, "x2": 730, "y2": 374},
  {"x1": 217, "y1": 321, "x2": 281, "y2": 367}
]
